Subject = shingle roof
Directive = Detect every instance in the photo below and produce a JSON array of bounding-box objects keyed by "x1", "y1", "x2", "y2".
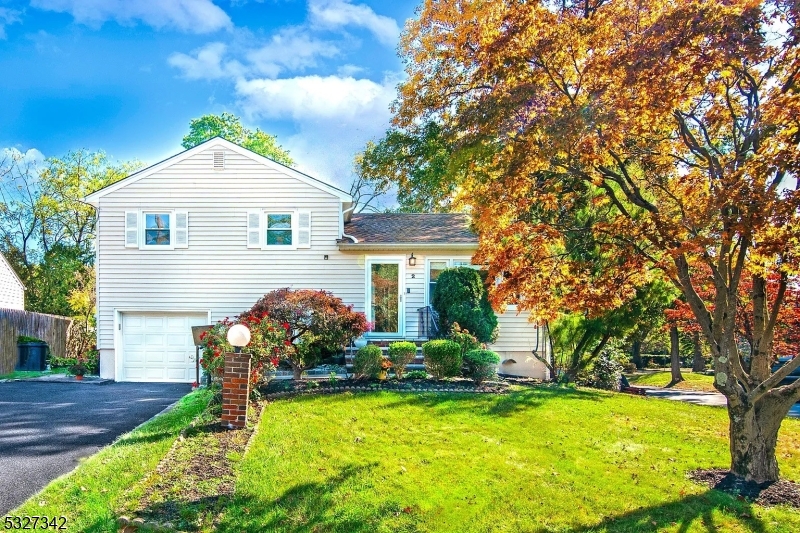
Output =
[{"x1": 343, "y1": 213, "x2": 477, "y2": 244}]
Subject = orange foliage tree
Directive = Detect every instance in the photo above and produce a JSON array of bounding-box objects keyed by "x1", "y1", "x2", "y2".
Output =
[{"x1": 393, "y1": 0, "x2": 800, "y2": 483}]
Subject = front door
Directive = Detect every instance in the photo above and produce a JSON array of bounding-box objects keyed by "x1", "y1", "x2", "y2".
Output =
[{"x1": 367, "y1": 259, "x2": 404, "y2": 336}]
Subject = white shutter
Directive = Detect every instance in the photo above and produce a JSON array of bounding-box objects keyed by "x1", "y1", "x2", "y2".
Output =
[
  {"x1": 247, "y1": 210, "x2": 261, "y2": 249},
  {"x1": 297, "y1": 210, "x2": 311, "y2": 248},
  {"x1": 125, "y1": 211, "x2": 138, "y2": 248},
  {"x1": 175, "y1": 211, "x2": 188, "y2": 248}
]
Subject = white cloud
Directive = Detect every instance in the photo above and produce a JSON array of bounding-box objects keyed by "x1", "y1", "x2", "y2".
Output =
[
  {"x1": 0, "y1": 8, "x2": 22, "y2": 39},
  {"x1": 235, "y1": 74, "x2": 394, "y2": 121},
  {"x1": 234, "y1": 74, "x2": 397, "y2": 185},
  {"x1": 168, "y1": 42, "x2": 245, "y2": 80},
  {"x1": 31, "y1": 0, "x2": 232, "y2": 34},
  {"x1": 309, "y1": 0, "x2": 399, "y2": 46},
  {"x1": 246, "y1": 28, "x2": 341, "y2": 78}
]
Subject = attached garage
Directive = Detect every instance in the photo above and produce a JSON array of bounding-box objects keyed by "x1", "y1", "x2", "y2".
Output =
[{"x1": 120, "y1": 312, "x2": 208, "y2": 382}]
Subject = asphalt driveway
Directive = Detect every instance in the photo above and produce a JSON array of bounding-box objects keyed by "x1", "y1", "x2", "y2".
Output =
[
  {"x1": 643, "y1": 387, "x2": 800, "y2": 418},
  {"x1": 0, "y1": 381, "x2": 191, "y2": 514}
]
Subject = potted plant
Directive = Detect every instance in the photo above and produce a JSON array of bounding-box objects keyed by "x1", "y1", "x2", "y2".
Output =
[
  {"x1": 377, "y1": 357, "x2": 393, "y2": 381},
  {"x1": 70, "y1": 361, "x2": 87, "y2": 380},
  {"x1": 353, "y1": 321, "x2": 375, "y2": 349}
]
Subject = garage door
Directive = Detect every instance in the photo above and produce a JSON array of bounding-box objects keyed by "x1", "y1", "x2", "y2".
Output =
[{"x1": 121, "y1": 313, "x2": 208, "y2": 382}]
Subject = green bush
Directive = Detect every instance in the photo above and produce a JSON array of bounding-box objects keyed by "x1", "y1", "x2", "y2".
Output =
[
  {"x1": 576, "y1": 352, "x2": 623, "y2": 391},
  {"x1": 17, "y1": 335, "x2": 44, "y2": 344},
  {"x1": 423, "y1": 339, "x2": 462, "y2": 379},
  {"x1": 432, "y1": 267, "x2": 498, "y2": 343},
  {"x1": 464, "y1": 349, "x2": 500, "y2": 385},
  {"x1": 388, "y1": 341, "x2": 417, "y2": 379},
  {"x1": 449, "y1": 323, "x2": 481, "y2": 356},
  {"x1": 353, "y1": 344, "x2": 383, "y2": 379},
  {"x1": 404, "y1": 370, "x2": 428, "y2": 380}
]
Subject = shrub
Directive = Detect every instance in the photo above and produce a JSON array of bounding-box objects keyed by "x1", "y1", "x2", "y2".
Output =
[
  {"x1": 575, "y1": 352, "x2": 624, "y2": 391},
  {"x1": 404, "y1": 369, "x2": 428, "y2": 380},
  {"x1": 432, "y1": 267, "x2": 498, "y2": 343},
  {"x1": 448, "y1": 322, "x2": 481, "y2": 357},
  {"x1": 353, "y1": 344, "x2": 383, "y2": 379},
  {"x1": 200, "y1": 314, "x2": 286, "y2": 386},
  {"x1": 464, "y1": 349, "x2": 500, "y2": 385},
  {"x1": 248, "y1": 288, "x2": 368, "y2": 379},
  {"x1": 388, "y1": 341, "x2": 417, "y2": 379},
  {"x1": 423, "y1": 339, "x2": 463, "y2": 379}
]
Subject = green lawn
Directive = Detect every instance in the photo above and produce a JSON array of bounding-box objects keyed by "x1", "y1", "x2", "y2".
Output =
[
  {"x1": 627, "y1": 371, "x2": 717, "y2": 392},
  {"x1": 11, "y1": 389, "x2": 211, "y2": 532},
  {"x1": 0, "y1": 369, "x2": 68, "y2": 380},
  {"x1": 218, "y1": 387, "x2": 800, "y2": 533}
]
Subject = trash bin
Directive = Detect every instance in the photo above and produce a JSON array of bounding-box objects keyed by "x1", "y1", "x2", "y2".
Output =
[{"x1": 16, "y1": 342, "x2": 48, "y2": 371}]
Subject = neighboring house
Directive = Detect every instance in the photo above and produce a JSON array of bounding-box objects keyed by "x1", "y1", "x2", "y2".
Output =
[
  {"x1": 0, "y1": 253, "x2": 24, "y2": 310},
  {"x1": 85, "y1": 137, "x2": 549, "y2": 383}
]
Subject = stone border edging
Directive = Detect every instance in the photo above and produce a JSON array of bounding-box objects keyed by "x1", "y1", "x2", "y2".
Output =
[{"x1": 260, "y1": 382, "x2": 509, "y2": 401}]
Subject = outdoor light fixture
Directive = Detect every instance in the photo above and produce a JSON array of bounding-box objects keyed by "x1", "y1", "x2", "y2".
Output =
[
  {"x1": 227, "y1": 324, "x2": 251, "y2": 353},
  {"x1": 408, "y1": 253, "x2": 416, "y2": 266}
]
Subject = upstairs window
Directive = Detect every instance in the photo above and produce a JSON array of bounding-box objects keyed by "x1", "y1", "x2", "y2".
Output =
[
  {"x1": 266, "y1": 213, "x2": 293, "y2": 246},
  {"x1": 144, "y1": 213, "x2": 171, "y2": 246},
  {"x1": 125, "y1": 210, "x2": 189, "y2": 250},
  {"x1": 247, "y1": 210, "x2": 312, "y2": 250}
]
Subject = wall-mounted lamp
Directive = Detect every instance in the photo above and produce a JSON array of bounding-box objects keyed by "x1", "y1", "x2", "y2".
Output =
[
  {"x1": 227, "y1": 324, "x2": 251, "y2": 353},
  {"x1": 408, "y1": 253, "x2": 416, "y2": 267}
]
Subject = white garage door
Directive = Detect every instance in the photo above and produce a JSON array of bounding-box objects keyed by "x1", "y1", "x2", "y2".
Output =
[{"x1": 121, "y1": 313, "x2": 208, "y2": 382}]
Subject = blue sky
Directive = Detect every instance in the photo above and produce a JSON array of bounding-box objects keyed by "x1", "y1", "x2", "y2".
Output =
[{"x1": 0, "y1": 0, "x2": 418, "y2": 188}]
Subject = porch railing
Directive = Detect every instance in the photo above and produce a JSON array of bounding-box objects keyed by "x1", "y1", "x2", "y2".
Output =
[{"x1": 417, "y1": 305, "x2": 439, "y2": 340}]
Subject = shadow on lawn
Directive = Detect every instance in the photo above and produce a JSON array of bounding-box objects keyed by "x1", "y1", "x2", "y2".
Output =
[
  {"x1": 214, "y1": 462, "x2": 396, "y2": 533},
  {"x1": 351, "y1": 385, "x2": 605, "y2": 418},
  {"x1": 574, "y1": 491, "x2": 767, "y2": 533}
]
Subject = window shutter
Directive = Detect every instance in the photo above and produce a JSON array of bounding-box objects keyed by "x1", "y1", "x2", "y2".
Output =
[
  {"x1": 247, "y1": 210, "x2": 261, "y2": 248},
  {"x1": 175, "y1": 211, "x2": 189, "y2": 248},
  {"x1": 125, "y1": 211, "x2": 138, "y2": 248},
  {"x1": 297, "y1": 210, "x2": 311, "y2": 248}
]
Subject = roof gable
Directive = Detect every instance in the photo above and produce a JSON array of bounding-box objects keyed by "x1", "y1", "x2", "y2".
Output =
[
  {"x1": 0, "y1": 253, "x2": 25, "y2": 291},
  {"x1": 84, "y1": 137, "x2": 352, "y2": 205}
]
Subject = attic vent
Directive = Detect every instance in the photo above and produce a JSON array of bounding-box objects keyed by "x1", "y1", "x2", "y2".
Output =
[{"x1": 213, "y1": 151, "x2": 225, "y2": 170}]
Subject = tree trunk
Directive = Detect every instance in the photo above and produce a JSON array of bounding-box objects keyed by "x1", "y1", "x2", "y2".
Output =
[
  {"x1": 668, "y1": 326, "x2": 684, "y2": 387},
  {"x1": 292, "y1": 365, "x2": 303, "y2": 380},
  {"x1": 632, "y1": 340, "x2": 643, "y2": 370},
  {"x1": 728, "y1": 396, "x2": 787, "y2": 483},
  {"x1": 691, "y1": 331, "x2": 705, "y2": 372}
]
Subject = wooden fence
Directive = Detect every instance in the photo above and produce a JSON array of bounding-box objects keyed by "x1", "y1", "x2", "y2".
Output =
[{"x1": 0, "y1": 308, "x2": 72, "y2": 375}]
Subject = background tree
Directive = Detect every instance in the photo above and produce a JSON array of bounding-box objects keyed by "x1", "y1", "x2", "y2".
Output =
[
  {"x1": 393, "y1": 0, "x2": 800, "y2": 483},
  {"x1": 182, "y1": 112, "x2": 294, "y2": 167},
  {"x1": 356, "y1": 122, "x2": 461, "y2": 212}
]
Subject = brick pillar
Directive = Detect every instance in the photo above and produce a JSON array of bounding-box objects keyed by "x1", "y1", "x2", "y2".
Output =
[{"x1": 221, "y1": 352, "x2": 251, "y2": 429}]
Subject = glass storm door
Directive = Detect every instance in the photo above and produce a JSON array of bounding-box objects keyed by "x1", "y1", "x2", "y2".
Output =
[{"x1": 368, "y1": 260, "x2": 403, "y2": 336}]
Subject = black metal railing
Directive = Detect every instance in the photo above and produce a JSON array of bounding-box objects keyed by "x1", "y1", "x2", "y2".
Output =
[{"x1": 417, "y1": 305, "x2": 439, "y2": 339}]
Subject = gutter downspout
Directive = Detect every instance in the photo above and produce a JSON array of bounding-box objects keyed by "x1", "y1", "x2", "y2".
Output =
[{"x1": 341, "y1": 204, "x2": 359, "y2": 243}]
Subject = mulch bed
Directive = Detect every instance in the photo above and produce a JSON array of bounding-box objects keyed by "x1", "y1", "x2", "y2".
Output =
[
  {"x1": 258, "y1": 377, "x2": 512, "y2": 398},
  {"x1": 117, "y1": 400, "x2": 264, "y2": 532},
  {"x1": 689, "y1": 468, "x2": 800, "y2": 509}
]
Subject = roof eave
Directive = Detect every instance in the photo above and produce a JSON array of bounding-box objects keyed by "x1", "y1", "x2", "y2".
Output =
[{"x1": 337, "y1": 242, "x2": 478, "y2": 251}]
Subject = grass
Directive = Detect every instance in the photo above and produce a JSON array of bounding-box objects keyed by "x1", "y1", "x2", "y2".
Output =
[
  {"x1": 11, "y1": 388, "x2": 210, "y2": 532},
  {"x1": 217, "y1": 387, "x2": 800, "y2": 533},
  {"x1": 627, "y1": 370, "x2": 717, "y2": 392},
  {"x1": 0, "y1": 369, "x2": 69, "y2": 380}
]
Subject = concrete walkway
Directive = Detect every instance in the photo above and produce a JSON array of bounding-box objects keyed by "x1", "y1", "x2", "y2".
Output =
[{"x1": 641, "y1": 386, "x2": 800, "y2": 418}]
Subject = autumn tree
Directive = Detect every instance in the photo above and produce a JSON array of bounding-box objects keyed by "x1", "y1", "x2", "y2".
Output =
[
  {"x1": 394, "y1": 0, "x2": 800, "y2": 483},
  {"x1": 182, "y1": 112, "x2": 294, "y2": 167}
]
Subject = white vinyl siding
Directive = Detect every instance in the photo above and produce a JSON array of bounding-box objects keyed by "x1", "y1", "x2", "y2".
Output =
[
  {"x1": 0, "y1": 255, "x2": 24, "y2": 310},
  {"x1": 95, "y1": 145, "x2": 363, "y2": 360}
]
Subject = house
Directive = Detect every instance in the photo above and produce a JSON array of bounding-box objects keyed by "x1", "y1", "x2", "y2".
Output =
[
  {"x1": 0, "y1": 253, "x2": 24, "y2": 310},
  {"x1": 85, "y1": 137, "x2": 550, "y2": 383}
]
